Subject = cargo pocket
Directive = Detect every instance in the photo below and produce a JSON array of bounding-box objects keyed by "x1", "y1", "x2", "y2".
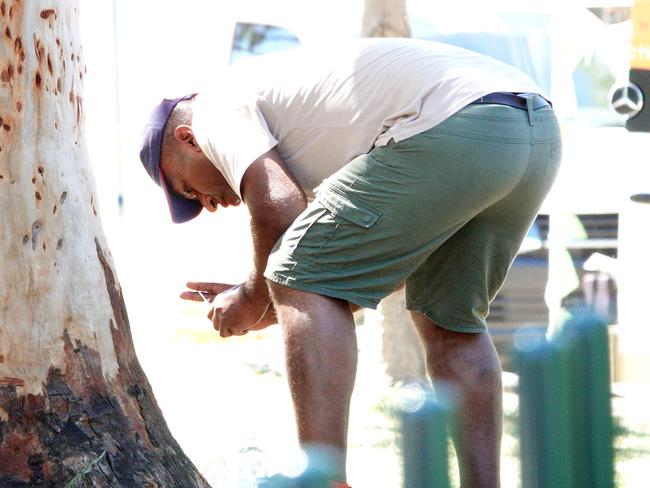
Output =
[
  {"x1": 317, "y1": 186, "x2": 381, "y2": 228},
  {"x1": 290, "y1": 187, "x2": 381, "y2": 270}
]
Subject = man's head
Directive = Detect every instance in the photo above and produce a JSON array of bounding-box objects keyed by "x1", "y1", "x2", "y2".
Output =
[{"x1": 139, "y1": 95, "x2": 241, "y2": 223}]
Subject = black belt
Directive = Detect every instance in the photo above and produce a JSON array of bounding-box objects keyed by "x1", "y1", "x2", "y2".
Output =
[{"x1": 471, "y1": 92, "x2": 551, "y2": 110}]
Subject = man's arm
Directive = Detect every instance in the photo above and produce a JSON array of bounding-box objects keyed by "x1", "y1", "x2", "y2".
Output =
[
  {"x1": 211, "y1": 148, "x2": 307, "y2": 337},
  {"x1": 241, "y1": 148, "x2": 308, "y2": 303}
]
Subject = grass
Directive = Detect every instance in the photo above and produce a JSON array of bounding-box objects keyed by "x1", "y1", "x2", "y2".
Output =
[
  {"x1": 63, "y1": 450, "x2": 106, "y2": 488},
  {"x1": 367, "y1": 388, "x2": 650, "y2": 488}
]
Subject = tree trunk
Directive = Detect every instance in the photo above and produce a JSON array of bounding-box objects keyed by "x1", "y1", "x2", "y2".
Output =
[
  {"x1": 363, "y1": 290, "x2": 427, "y2": 384},
  {"x1": 361, "y1": 0, "x2": 411, "y2": 38},
  {"x1": 0, "y1": 2, "x2": 209, "y2": 486},
  {"x1": 361, "y1": 0, "x2": 427, "y2": 384}
]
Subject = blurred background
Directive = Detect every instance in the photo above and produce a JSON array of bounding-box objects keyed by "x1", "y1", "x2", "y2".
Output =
[{"x1": 77, "y1": 0, "x2": 650, "y2": 486}]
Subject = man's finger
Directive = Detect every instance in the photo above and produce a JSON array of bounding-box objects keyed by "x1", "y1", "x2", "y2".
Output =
[
  {"x1": 211, "y1": 308, "x2": 226, "y2": 335},
  {"x1": 185, "y1": 282, "x2": 236, "y2": 294},
  {"x1": 180, "y1": 291, "x2": 215, "y2": 302}
]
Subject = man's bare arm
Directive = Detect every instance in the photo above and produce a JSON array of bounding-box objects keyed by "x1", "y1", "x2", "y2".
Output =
[{"x1": 240, "y1": 148, "x2": 308, "y2": 305}]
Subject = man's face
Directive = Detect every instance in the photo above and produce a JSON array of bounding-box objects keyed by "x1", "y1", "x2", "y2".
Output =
[{"x1": 160, "y1": 148, "x2": 241, "y2": 213}]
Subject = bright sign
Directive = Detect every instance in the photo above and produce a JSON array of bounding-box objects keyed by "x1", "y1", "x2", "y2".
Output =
[{"x1": 631, "y1": 0, "x2": 650, "y2": 69}]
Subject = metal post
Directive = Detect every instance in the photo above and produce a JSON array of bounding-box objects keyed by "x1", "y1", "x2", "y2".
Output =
[
  {"x1": 556, "y1": 315, "x2": 615, "y2": 488},
  {"x1": 401, "y1": 392, "x2": 452, "y2": 488},
  {"x1": 517, "y1": 312, "x2": 614, "y2": 488},
  {"x1": 517, "y1": 338, "x2": 574, "y2": 488}
]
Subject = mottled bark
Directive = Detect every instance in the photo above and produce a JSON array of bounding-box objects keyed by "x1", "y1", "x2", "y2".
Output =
[
  {"x1": 0, "y1": 1, "x2": 209, "y2": 486},
  {"x1": 361, "y1": 0, "x2": 410, "y2": 38},
  {"x1": 364, "y1": 290, "x2": 427, "y2": 384}
]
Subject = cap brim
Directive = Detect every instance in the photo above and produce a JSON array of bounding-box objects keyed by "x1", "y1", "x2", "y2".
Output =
[{"x1": 159, "y1": 168, "x2": 203, "y2": 223}]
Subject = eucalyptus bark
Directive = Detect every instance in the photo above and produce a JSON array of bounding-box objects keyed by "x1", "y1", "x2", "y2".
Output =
[
  {"x1": 361, "y1": 0, "x2": 427, "y2": 384},
  {"x1": 362, "y1": 0, "x2": 411, "y2": 38},
  {"x1": 0, "y1": 1, "x2": 209, "y2": 486}
]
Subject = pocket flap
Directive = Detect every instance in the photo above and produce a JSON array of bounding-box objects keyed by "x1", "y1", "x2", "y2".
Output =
[{"x1": 317, "y1": 188, "x2": 380, "y2": 228}]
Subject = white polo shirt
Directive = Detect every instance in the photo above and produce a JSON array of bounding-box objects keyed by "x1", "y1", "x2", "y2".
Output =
[{"x1": 192, "y1": 38, "x2": 544, "y2": 199}]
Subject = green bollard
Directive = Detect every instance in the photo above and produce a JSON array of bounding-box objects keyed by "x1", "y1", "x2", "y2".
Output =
[
  {"x1": 517, "y1": 311, "x2": 615, "y2": 488},
  {"x1": 517, "y1": 335, "x2": 575, "y2": 488},
  {"x1": 400, "y1": 388, "x2": 452, "y2": 488},
  {"x1": 555, "y1": 314, "x2": 615, "y2": 488}
]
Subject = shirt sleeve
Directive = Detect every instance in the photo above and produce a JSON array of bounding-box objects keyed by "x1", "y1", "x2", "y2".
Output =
[{"x1": 192, "y1": 93, "x2": 278, "y2": 198}]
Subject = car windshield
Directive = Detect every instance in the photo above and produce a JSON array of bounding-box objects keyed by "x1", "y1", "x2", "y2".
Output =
[{"x1": 230, "y1": 23, "x2": 301, "y2": 64}]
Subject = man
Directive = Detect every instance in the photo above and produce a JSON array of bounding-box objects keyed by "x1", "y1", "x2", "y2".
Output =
[{"x1": 139, "y1": 38, "x2": 561, "y2": 488}]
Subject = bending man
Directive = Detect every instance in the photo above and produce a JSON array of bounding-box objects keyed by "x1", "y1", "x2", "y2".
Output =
[{"x1": 139, "y1": 38, "x2": 561, "y2": 488}]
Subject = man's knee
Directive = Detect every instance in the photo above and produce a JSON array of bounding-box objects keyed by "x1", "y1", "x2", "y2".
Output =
[{"x1": 410, "y1": 310, "x2": 496, "y2": 356}]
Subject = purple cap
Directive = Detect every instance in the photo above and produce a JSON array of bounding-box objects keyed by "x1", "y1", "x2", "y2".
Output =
[{"x1": 139, "y1": 94, "x2": 203, "y2": 223}]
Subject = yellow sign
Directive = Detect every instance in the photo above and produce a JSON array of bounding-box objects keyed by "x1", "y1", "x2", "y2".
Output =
[{"x1": 632, "y1": 0, "x2": 650, "y2": 69}]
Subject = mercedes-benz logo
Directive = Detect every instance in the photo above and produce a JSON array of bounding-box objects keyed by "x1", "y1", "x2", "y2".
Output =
[{"x1": 610, "y1": 83, "x2": 644, "y2": 118}]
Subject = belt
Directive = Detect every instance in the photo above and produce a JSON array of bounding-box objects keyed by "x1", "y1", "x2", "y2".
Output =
[{"x1": 471, "y1": 92, "x2": 551, "y2": 110}]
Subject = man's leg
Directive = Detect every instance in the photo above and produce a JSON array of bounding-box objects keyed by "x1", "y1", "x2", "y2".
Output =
[
  {"x1": 269, "y1": 281, "x2": 358, "y2": 483},
  {"x1": 410, "y1": 311, "x2": 502, "y2": 488}
]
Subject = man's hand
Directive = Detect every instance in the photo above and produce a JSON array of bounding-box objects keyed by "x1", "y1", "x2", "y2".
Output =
[
  {"x1": 207, "y1": 283, "x2": 269, "y2": 337},
  {"x1": 181, "y1": 281, "x2": 277, "y2": 337}
]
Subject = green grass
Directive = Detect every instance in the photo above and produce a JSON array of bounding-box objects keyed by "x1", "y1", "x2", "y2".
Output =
[
  {"x1": 370, "y1": 389, "x2": 650, "y2": 488},
  {"x1": 63, "y1": 450, "x2": 106, "y2": 488}
]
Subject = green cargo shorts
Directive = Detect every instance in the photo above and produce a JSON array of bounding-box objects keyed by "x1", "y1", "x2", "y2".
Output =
[{"x1": 265, "y1": 104, "x2": 562, "y2": 333}]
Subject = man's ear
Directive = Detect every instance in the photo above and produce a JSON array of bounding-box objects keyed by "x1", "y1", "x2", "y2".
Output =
[{"x1": 174, "y1": 125, "x2": 201, "y2": 152}]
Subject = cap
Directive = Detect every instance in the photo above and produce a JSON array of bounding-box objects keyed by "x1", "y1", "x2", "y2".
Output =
[{"x1": 139, "y1": 94, "x2": 203, "y2": 223}]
